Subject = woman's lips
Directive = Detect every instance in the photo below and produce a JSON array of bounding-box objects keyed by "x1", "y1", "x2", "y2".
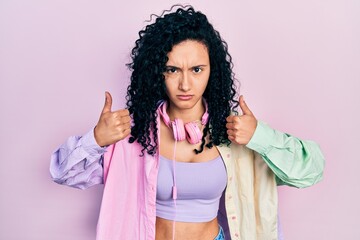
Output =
[{"x1": 177, "y1": 95, "x2": 193, "y2": 100}]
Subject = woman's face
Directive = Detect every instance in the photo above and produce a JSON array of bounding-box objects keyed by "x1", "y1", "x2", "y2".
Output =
[{"x1": 163, "y1": 40, "x2": 210, "y2": 113}]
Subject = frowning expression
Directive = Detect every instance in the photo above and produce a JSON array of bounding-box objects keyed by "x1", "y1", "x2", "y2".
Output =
[{"x1": 163, "y1": 40, "x2": 210, "y2": 112}]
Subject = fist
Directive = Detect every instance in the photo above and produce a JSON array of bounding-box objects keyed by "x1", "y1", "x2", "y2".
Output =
[
  {"x1": 226, "y1": 95, "x2": 257, "y2": 145},
  {"x1": 94, "y1": 91, "x2": 131, "y2": 147}
]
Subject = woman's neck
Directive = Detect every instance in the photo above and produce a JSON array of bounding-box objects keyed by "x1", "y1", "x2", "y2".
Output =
[{"x1": 166, "y1": 101, "x2": 205, "y2": 123}]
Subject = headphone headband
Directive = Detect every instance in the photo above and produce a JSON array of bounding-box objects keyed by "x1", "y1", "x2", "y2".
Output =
[{"x1": 159, "y1": 100, "x2": 209, "y2": 126}]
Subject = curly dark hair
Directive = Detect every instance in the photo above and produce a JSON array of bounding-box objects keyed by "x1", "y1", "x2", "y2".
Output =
[{"x1": 126, "y1": 5, "x2": 239, "y2": 156}]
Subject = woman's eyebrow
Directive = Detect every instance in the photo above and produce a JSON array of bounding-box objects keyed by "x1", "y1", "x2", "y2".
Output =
[
  {"x1": 191, "y1": 64, "x2": 207, "y2": 68},
  {"x1": 165, "y1": 65, "x2": 180, "y2": 69},
  {"x1": 165, "y1": 64, "x2": 208, "y2": 69}
]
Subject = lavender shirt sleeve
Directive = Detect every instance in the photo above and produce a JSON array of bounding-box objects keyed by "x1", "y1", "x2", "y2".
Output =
[{"x1": 50, "y1": 128, "x2": 107, "y2": 189}]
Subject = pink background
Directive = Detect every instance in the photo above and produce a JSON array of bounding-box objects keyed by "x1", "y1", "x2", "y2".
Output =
[{"x1": 1, "y1": 0, "x2": 359, "y2": 239}]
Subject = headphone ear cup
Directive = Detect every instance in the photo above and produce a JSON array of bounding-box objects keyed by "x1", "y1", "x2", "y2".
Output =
[
  {"x1": 171, "y1": 118, "x2": 186, "y2": 141},
  {"x1": 159, "y1": 100, "x2": 208, "y2": 144},
  {"x1": 184, "y1": 122, "x2": 202, "y2": 144}
]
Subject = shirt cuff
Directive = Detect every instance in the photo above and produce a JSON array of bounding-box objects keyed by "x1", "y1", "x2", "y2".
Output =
[
  {"x1": 245, "y1": 121, "x2": 276, "y2": 155},
  {"x1": 80, "y1": 128, "x2": 108, "y2": 156}
]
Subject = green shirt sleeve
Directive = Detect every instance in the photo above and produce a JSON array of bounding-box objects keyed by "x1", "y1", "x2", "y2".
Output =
[{"x1": 246, "y1": 121, "x2": 325, "y2": 188}]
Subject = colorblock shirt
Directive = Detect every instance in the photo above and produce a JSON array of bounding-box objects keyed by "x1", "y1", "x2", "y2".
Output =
[{"x1": 50, "y1": 120, "x2": 325, "y2": 239}]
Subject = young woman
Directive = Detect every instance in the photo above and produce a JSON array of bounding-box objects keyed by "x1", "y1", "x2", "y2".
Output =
[{"x1": 50, "y1": 6, "x2": 325, "y2": 240}]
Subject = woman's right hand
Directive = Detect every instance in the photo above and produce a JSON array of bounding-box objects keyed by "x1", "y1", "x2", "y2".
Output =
[{"x1": 94, "y1": 91, "x2": 131, "y2": 147}]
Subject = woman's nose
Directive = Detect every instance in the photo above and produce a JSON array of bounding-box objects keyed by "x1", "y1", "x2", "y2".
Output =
[{"x1": 179, "y1": 72, "x2": 190, "y2": 91}]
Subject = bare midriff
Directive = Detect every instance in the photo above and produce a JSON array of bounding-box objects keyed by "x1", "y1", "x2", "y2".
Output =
[{"x1": 155, "y1": 217, "x2": 219, "y2": 240}]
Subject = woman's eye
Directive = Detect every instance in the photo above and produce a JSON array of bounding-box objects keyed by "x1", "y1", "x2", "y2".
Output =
[
  {"x1": 193, "y1": 67, "x2": 202, "y2": 73},
  {"x1": 166, "y1": 68, "x2": 177, "y2": 74}
]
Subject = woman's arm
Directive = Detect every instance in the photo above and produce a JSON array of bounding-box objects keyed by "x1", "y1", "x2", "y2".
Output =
[
  {"x1": 50, "y1": 92, "x2": 132, "y2": 189},
  {"x1": 50, "y1": 128, "x2": 106, "y2": 189},
  {"x1": 226, "y1": 96, "x2": 325, "y2": 188},
  {"x1": 246, "y1": 121, "x2": 325, "y2": 188}
]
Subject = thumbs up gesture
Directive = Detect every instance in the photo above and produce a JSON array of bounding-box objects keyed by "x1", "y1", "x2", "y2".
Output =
[
  {"x1": 94, "y1": 92, "x2": 131, "y2": 147},
  {"x1": 226, "y1": 95, "x2": 257, "y2": 145}
]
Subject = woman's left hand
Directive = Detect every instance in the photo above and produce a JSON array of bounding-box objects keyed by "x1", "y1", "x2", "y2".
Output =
[{"x1": 226, "y1": 95, "x2": 258, "y2": 145}]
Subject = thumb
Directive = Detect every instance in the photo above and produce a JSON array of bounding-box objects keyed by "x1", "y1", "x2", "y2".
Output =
[
  {"x1": 239, "y1": 95, "x2": 253, "y2": 116},
  {"x1": 102, "y1": 91, "x2": 113, "y2": 114}
]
